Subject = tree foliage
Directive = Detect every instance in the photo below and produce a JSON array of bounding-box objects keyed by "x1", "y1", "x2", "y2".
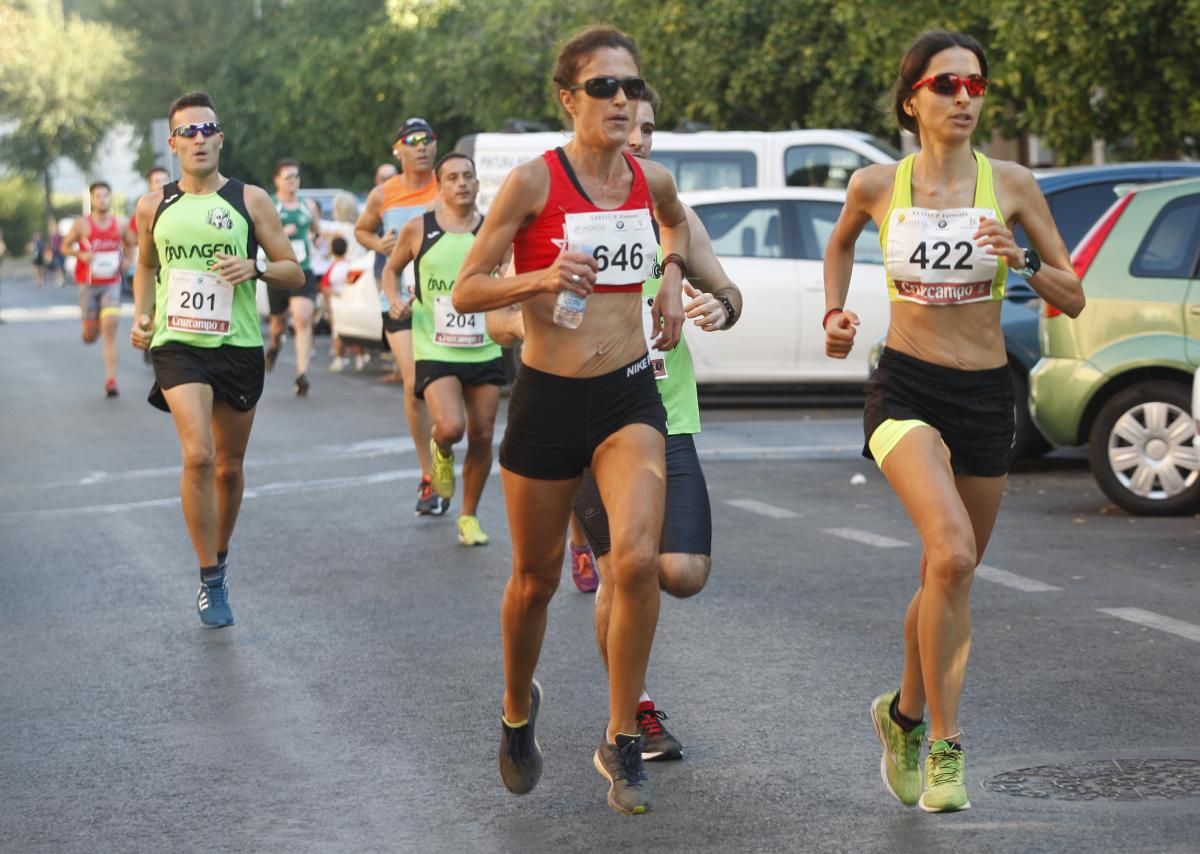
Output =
[
  {"x1": 15, "y1": 0, "x2": 1197, "y2": 197},
  {"x1": 992, "y1": 0, "x2": 1200, "y2": 160},
  {"x1": 0, "y1": 1, "x2": 129, "y2": 214}
]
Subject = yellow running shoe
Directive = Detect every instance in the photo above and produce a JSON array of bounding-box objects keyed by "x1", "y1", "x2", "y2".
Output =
[
  {"x1": 919, "y1": 739, "x2": 970, "y2": 813},
  {"x1": 458, "y1": 515, "x2": 489, "y2": 546},
  {"x1": 430, "y1": 438, "x2": 456, "y2": 498}
]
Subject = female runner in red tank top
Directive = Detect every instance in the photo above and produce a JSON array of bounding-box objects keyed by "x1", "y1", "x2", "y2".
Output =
[{"x1": 454, "y1": 27, "x2": 689, "y2": 815}]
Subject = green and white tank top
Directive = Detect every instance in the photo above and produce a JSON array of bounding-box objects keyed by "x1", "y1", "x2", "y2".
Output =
[
  {"x1": 150, "y1": 179, "x2": 262, "y2": 348},
  {"x1": 411, "y1": 211, "x2": 500, "y2": 364},
  {"x1": 642, "y1": 246, "x2": 701, "y2": 436},
  {"x1": 274, "y1": 197, "x2": 313, "y2": 271},
  {"x1": 880, "y1": 151, "x2": 1008, "y2": 304}
]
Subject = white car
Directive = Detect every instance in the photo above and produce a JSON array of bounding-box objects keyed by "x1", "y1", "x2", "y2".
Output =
[
  {"x1": 458, "y1": 128, "x2": 900, "y2": 213},
  {"x1": 1193, "y1": 366, "x2": 1200, "y2": 454},
  {"x1": 680, "y1": 187, "x2": 889, "y2": 385}
]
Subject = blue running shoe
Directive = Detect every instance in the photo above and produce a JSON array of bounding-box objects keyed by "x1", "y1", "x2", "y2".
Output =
[{"x1": 197, "y1": 579, "x2": 235, "y2": 628}]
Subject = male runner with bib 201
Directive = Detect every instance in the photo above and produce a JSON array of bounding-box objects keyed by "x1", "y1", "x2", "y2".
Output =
[{"x1": 131, "y1": 91, "x2": 304, "y2": 628}]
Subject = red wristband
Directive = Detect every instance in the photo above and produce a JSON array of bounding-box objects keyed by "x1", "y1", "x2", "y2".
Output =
[{"x1": 822, "y1": 307, "x2": 844, "y2": 331}]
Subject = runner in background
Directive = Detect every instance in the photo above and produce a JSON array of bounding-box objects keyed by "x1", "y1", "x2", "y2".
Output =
[
  {"x1": 383, "y1": 152, "x2": 504, "y2": 543},
  {"x1": 265, "y1": 158, "x2": 320, "y2": 396},
  {"x1": 62, "y1": 181, "x2": 133, "y2": 397},
  {"x1": 358, "y1": 118, "x2": 443, "y2": 515}
]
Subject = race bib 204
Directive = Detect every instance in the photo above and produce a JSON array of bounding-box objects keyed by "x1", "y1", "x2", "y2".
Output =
[{"x1": 434, "y1": 296, "x2": 485, "y2": 347}]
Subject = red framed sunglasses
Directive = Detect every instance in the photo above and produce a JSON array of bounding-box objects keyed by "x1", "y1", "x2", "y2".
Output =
[{"x1": 911, "y1": 73, "x2": 988, "y2": 97}]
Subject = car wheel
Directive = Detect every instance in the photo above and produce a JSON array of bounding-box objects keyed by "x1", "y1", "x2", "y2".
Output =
[
  {"x1": 1087, "y1": 381, "x2": 1200, "y2": 516},
  {"x1": 1010, "y1": 365, "x2": 1050, "y2": 460}
]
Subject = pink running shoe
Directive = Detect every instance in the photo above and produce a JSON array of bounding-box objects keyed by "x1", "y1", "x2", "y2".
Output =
[{"x1": 569, "y1": 543, "x2": 599, "y2": 593}]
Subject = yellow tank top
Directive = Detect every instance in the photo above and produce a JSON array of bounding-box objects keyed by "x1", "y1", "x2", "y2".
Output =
[{"x1": 879, "y1": 151, "x2": 1007, "y2": 304}]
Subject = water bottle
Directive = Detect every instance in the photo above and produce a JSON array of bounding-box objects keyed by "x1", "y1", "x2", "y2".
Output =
[{"x1": 553, "y1": 243, "x2": 592, "y2": 329}]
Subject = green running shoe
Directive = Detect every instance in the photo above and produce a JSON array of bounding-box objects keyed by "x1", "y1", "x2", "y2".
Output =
[
  {"x1": 430, "y1": 438, "x2": 456, "y2": 499},
  {"x1": 870, "y1": 690, "x2": 924, "y2": 806},
  {"x1": 919, "y1": 739, "x2": 971, "y2": 813}
]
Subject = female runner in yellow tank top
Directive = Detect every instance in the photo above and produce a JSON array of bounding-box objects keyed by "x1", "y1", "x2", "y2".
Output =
[{"x1": 823, "y1": 30, "x2": 1084, "y2": 813}]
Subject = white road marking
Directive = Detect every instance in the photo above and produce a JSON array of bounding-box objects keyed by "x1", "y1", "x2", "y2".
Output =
[
  {"x1": 975, "y1": 564, "x2": 1062, "y2": 592},
  {"x1": 20, "y1": 438, "x2": 424, "y2": 490},
  {"x1": 1, "y1": 464, "x2": 498, "y2": 521},
  {"x1": 724, "y1": 499, "x2": 799, "y2": 519},
  {"x1": 7, "y1": 437, "x2": 856, "y2": 494},
  {"x1": 0, "y1": 304, "x2": 136, "y2": 322},
  {"x1": 823, "y1": 528, "x2": 910, "y2": 548},
  {"x1": 1097, "y1": 608, "x2": 1200, "y2": 643}
]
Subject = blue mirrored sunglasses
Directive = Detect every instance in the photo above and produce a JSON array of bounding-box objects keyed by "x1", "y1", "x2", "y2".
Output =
[{"x1": 170, "y1": 121, "x2": 223, "y2": 139}]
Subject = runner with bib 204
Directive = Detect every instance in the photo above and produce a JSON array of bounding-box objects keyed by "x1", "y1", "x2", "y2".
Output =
[{"x1": 822, "y1": 30, "x2": 1083, "y2": 814}]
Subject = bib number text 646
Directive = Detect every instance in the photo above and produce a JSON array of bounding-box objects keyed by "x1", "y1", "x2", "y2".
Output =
[{"x1": 593, "y1": 242, "x2": 645, "y2": 273}]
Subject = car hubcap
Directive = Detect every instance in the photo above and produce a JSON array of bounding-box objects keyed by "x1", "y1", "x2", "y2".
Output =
[{"x1": 1107, "y1": 401, "x2": 1199, "y2": 500}]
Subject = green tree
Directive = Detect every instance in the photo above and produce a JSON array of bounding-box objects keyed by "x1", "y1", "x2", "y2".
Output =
[
  {"x1": 0, "y1": 1, "x2": 129, "y2": 216},
  {"x1": 993, "y1": 0, "x2": 1200, "y2": 160}
]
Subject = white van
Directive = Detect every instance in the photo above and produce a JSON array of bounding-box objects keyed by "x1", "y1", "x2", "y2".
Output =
[{"x1": 455, "y1": 129, "x2": 900, "y2": 212}]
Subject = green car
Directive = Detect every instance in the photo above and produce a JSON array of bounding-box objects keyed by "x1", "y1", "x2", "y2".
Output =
[{"x1": 1030, "y1": 177, "x2": 1200, "y2": 515}]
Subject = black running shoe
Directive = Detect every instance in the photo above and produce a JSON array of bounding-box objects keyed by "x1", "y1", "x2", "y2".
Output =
[
  {"x1": 499, "y1": 679, "x2": 543, "y2": 795},
  {"x1": 264, "y1": 340, "x2": 281, "y2": 372},
  {"x1": 294, "y1": 373, "x2": 309, "y2": 396},
  {"x1": 637, "y1": 701, "x2": 683, "y2": 761},
  {"x1": 415, "y1": 478, "x2": 450, "y2": 516},
  {"x1": 593, "y1": 732, "x2": 652, "y2": 815}
]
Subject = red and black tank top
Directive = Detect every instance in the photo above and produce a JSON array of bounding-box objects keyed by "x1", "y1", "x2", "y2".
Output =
[{"x1": 512, "y1": 148, "x2": 656, "y2": 294}]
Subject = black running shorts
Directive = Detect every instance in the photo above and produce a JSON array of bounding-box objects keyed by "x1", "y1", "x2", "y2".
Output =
[
  {"x1": 148, "y1": 343, "x2": 265, "y2": 413},
  {"x1": 414, "y1": 357, "x2": 507, "y2": 400},
  {"x1": 863, "y1": 347, "x2": 1015, "y2": 477},
  {"x1": 267, "y1": 270, "x2": 317, "y2": 314},
  {"x1": 382, "y1": 312, "x2": 413, "y2": 333},
  {"x1": 499, "y1": 354, "x2": 667, "y2": 480},
  {"x1": 574, "y1": 432, "x2": 712, "y2": 558}
]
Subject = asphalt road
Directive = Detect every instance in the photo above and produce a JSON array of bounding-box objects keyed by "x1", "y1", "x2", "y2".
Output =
[{"x1": 2, "y1": 262, "x2": 1199, "y2": 854}]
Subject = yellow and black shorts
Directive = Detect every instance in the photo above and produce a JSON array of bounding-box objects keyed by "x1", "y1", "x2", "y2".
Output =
[{"x1": 863, "y1": 347, "x2": 1015, "y2": 478}]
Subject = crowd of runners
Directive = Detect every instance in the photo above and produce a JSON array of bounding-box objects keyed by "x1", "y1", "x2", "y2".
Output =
[{"x1": 62, "y1": 23, "x2": 1087, "y2": 818}]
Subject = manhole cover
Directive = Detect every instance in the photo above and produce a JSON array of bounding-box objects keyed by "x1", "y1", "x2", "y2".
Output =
[{"x1": 984, "y1": 759, "x2": 1200, "y2": 801}]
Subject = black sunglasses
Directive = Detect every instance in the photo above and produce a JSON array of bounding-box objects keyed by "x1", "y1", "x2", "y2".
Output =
[
  {"x1": 568, "y1": 77, "x2": 645, "y2": 100},
  {"x1": 170, "y1": 121, "x2": 223, "y2": 139}
]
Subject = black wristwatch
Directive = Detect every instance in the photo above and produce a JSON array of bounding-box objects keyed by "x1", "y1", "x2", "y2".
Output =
[
  {"x1": 716, "y1": 295, "x2": 737, "y2": 329},
  {"x1": 1016, "y1": 247, "x2": 1041, "y2": 280}
]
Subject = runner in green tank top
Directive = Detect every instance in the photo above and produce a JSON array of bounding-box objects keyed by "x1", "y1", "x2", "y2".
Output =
[
  {"x1": 130, "y1": 91, "x2": 304, "y2": 629},
  {"x1": 264, "y1": 158, "x2": 321, "y2": 396},
  {"x1": 566, "y1": 88, "x2": 743, "y2": 760},
  {"x1": 822, "y1": 32, "x2": 1082, "y2": 813},
  {"x1": 382, "y1": 152, "x2": 505, "y2": 547}
]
